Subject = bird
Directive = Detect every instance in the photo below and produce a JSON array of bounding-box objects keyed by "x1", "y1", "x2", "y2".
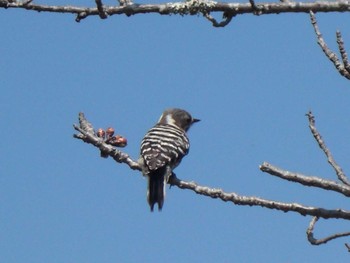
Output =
[{"x1": 139, "y1": 108, "x2": 200, "y2": 211}]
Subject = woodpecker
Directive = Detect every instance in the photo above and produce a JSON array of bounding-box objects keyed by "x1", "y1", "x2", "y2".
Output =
[{"x1": 139, "y1": 108, "x2": 200, "y2": 211}]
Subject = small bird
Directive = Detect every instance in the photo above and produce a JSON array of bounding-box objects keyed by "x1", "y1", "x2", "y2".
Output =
[{"x1": 139, "y1": 108, "x2": 200, "y2": 211}]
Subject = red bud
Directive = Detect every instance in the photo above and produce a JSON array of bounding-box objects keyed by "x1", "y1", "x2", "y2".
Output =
[
  {"x1": 97, "y1": 128, "x2": 105, "y2": 138},
  {"x1": 106, "y1": 127, "x2": 115, "y2": 138},
  {"x1": 108, "y1": 135, "x2": 127, "y2": 147}
]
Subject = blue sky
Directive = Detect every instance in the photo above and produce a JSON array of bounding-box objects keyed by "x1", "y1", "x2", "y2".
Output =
[{"x1": 1, "y1": 3, "x2": 350, "y2": 262}]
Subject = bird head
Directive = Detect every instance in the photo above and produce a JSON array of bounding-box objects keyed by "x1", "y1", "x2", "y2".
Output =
[{"x1": 158, "y1": 108, "x2": 200, "y2": 132}]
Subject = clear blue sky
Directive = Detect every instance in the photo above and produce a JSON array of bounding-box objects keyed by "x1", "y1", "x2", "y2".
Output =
[{"x1": 1, "y1": 2, "x2": 350, "y2": 262}]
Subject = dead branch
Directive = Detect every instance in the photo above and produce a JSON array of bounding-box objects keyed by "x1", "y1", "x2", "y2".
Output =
[
  {"x1": 306, "y1": 111, "x2": 350, "y2": 185},
  {"x1": 73, "y1": 112, "x2": 350, "y2": 221},
  {"x1": 260, "y1": 111, "x2": 350, "y2": 194},
  {"x1": 306, "y1": 216, "x2": 350, "y2": 245},
  {"x1": 310, "y1": 11, "x2": 350, "y2": 80},
  {"x1": 3, "y1": 0, "x2": 350, "y2": 27},
  {"x1": 260, "y1": 162, "x2": 350, "y2": 197},
  {"x1": 261, "y1": 111, "x2": 350, "y2": 246},
  {"x1": 336, "y1": 31, "x2": 350, "y2": 74},
  {"x1": 169, "y1": 175, "x2": 350, "y2": 220}
]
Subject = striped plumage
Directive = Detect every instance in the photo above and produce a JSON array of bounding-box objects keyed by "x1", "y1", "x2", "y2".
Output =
[
  {"x1": 141, "y1": 124, "x2": 189, "y2": 171},
  {"x1": 139, "y1": 108, "x2": 199, "y2": 211}
]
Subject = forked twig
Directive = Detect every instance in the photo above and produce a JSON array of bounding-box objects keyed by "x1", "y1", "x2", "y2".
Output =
[{"x1": 310, "y1": 11, "x2": 350, "y2": 80}]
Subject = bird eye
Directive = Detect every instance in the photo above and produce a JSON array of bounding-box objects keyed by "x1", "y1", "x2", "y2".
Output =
[{"x1": 185, "y1": 116, "x2": 192, "y2": 123}]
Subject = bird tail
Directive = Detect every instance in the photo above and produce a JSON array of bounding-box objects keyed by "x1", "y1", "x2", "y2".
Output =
[{"x1": 147, "y1": 167, "x2": 167, "y2": 212}]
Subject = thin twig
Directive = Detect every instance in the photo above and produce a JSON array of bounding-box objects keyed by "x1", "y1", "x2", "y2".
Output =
[
  {"x1": 260, "y1": 162, "x2": 350, "y2": 197},
  {"x1": 95, "y1": 0, "x2": 108, "y2": 18},
  {"x1": 306, "y1": 111, "x2": 350, "y2": 186},
  {"x1": 309, "y1": 11, "x2": 350, "y2": 80},
  {"x1": 73, "y1": 113, "x2": 141, "y2": 170},
  {"x1": 345, "y1": 243, "x2": 350, "y2": 252},
  {"x1": 336, "y1": 31, "x2": 350, "y2": 73},
  {"x1": 203, "y1": 12, "x2": 233, "y2": 27},
  {"x1": 307, "y1": 216, "x2": 350, "y2": 245}
]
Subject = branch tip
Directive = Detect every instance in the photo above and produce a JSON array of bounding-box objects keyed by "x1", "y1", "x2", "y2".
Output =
[
  {"x1": 73, "y1": 112, "x2": 141, "y2": 170},
  {"x1": 260, "y1": 162, "x2": 350, "y2": 197},
  {"x1": 305, "y1": 110, "x2": 315, "y2": 125},
  {"x1": 310, "y1": 9, "x2": 350, "y2": 80},
  {"x1": 76, "y1": 12, "x2": 88, "y2": 22},
  {"x1": 345, "y1": 243, "x2": 350, "y2": 252},
  {"x1": 336, "y1": 30, "x2": 350, "y2": 72},
  {"x1": 306, "y1": 112, "x2": 350, "y2": 186}
]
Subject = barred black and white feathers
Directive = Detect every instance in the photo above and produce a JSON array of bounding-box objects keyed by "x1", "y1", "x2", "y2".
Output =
[{"x1": 139, "y1": 108, "x2": 199, "y2": 211}]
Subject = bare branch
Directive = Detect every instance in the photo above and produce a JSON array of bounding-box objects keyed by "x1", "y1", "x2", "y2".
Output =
[
  {"x1": 203, "y1": 12, "x2": 234, "y2": 27},
  {"x1": 3, "y1": 1, "x2": 350, "y2": 21},
  {"x1": 306, "y1": 111, "x2": 350, "y2": 185},
  {"x1": 307, "y1": 216, "x2": 350, "y2": 245},
  {"x1": 73, "y1": 112, "x2": 350, "y2": 221},
  {"x1": 309, "y1": 11, "x2": 350, "y2": 80},
  {"x1": 73, "y1": 112, "x2": 141, "y2": 170},
  {"x1": 169, "y1": 175, "x2": 350, "y2": 220},
  {"x1": 345, "y1": 243, "x2": 350, "y2": 252},
  {"x1": 260, "y1": 162, "x2": 350, "y2": 197},
  {"x1": 336, "y1": 31, "x2": 350, "y2": 73}
]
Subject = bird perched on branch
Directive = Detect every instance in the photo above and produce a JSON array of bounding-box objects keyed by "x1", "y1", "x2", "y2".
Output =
[{"x1": 139, "y1": 108, "x2": 200, "y2": 211}]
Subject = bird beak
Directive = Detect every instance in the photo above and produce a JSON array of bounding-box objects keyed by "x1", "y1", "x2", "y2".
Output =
[{"x1": 192, "y1": 118, "x2": 200, "y2": 123}]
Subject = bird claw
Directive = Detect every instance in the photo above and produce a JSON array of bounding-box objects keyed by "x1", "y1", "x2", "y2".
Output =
[{"x1": 168, "y1": 172, "x2": 178, "y2": 189}]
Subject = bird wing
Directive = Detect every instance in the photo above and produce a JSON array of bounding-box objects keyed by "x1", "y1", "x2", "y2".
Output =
[{"x1": 141, "y1": 125, "x2": 189, "y2": 171}]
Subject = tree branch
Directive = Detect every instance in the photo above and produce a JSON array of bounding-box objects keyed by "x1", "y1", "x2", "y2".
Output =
[
  {"x1": 73, "y1": 112, "x2": 141, "y2": 170},
  {"x1": 260, "y1": 111, "x2": 350, "y2": 246},
  {"x1": 306, "y1": 216, "x2": 350, "y2": 245},
  {"x1": 260, "y1": 111, "x2": 350, "y2": 196},
  {"x1": 310, "y1": 11, "x2": 350, "y2": 80},
  {"x1": 345, "y1": 243, "x2": 350, "y2": 252},
  {"x1": 73, "y1": 112, "x2": 350, "y2": 221},
  {"x1": 3, "y1": 1, "x2": 350, "y2": 26},
  {"x1": 169, "y1": 175, "x2": 350, "y2": 220},
  {"x1": 260, "y1": 162, "x2": 350, "y2": 197},
  {"x1": 336, "y1": 31, "x2": 350, "y2": 73},
  {"x1": 306, "y1": 111, "x2": 350, "y2": 185}
]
